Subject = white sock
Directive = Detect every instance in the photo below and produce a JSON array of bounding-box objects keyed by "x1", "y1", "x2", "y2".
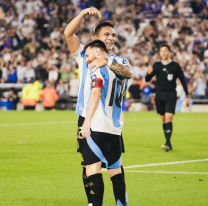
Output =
[{"x1": 88, "y1": 204, "x2": 93, "y2": 206}]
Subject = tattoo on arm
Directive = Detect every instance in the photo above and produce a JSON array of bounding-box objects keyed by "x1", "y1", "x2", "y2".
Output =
[{"x1": 110, "y1": 62, "x2": 132, "y2": 79}]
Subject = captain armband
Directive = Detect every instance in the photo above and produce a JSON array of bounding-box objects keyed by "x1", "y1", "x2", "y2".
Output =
[{"x1": 91, "y1": 78, "x2": 103, "y2": 89}]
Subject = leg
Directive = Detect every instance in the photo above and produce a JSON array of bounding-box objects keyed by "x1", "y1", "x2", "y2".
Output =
[
  {"x1": 108, "y1": 135, "x2": 126, "y2": 206},
  {"x1": 82, "y1": 166, "x2": 92, "y2": 205},
  {"x1": 86, "y1": 162, "x2": 104, "y2": 206},
  {"x1": 108, "y1": 168, "x2": 126, "y2": 206},
  {"x1": 77, "y1": 116, "x2": 92, "y2": 205},
  {"x1": 164, "y1": 112, "x2": 174, "y2": 148},
  {"x1": 160, "y1": 115, "x2": 167, "y2": 141},
  {"x1": 162, "y1": 97, "x2": 177, "y2": 151}
]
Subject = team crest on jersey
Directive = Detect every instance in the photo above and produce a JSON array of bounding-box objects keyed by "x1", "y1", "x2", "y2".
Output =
[
  {"x1": 167, "y1": 74, "x2": 173, "y2": 81},
  {"x1": 91, "y1": 74, "x2": 97, "y2": 80},
  {"x1": 163, "y1": 68, "x2": 166, "y2": 71}
]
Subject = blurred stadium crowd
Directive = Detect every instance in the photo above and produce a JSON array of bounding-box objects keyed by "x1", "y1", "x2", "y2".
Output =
[{"x1": 0, "y1": 0, "x2": 208, "y2": 110}]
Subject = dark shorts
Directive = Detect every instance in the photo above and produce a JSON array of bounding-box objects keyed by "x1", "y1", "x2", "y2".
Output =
[
  {"x1": 77, "y1": 115, "x2": 125, "y2": 153},
  {"x1": 155, "y1": 91, "x2": 177, "y2": 115},
  {"x1": 81, "y1": 131, "x2": 122, "y2": 169}
]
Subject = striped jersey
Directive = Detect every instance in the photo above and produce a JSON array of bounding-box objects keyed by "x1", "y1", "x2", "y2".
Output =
[
  {"x1": 72, "y1": 43, "x2": 130, "y2": 118},
  {"x1": 84, "y1": 66, "x2": 127, "y2": 135}
]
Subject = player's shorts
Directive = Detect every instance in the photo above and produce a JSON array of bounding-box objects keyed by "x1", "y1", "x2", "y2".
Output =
[
  {"x1": 155, "y1": 91, "x2": 177, "y2": 115},
  {"x1": 77, "y1": 115, "x2": 125, "y2": 153},
  {"x1": 81, "y1": 131, "x2": 122, "y2": 169}
]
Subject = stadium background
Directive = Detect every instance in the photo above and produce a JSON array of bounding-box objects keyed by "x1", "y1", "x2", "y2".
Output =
[{"x1": 0, "y1": 0, "x2": 208, "y2": 112}]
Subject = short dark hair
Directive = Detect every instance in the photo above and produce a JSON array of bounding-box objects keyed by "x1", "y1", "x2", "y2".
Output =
[
  {"x1": 159, "y1": 44, "x2": 170, "y2": 51},
  {"x1": 84, "y1": 40, "x2": 108, "y2": 53},
  {"x1": 94, "y1": 20, "x2": 114, "y2": 35}
]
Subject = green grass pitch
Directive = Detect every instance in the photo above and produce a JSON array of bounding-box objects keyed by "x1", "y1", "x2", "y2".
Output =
[{"x1": 0, "y1": 111, "x2": 208, "y2": 206}]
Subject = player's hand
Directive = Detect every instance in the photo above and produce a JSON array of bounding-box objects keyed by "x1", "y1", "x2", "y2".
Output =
[
  {"x1": 186, "y1": 97, "x2": 191, "y2": 107},
  {"x1": 89, "y1": 58, "x2": 108, "y2": 72},
  {"x1": 147, "y1": 65, "x2": 153, "y2": 74},
  {"x1": 82, "y1": 7, "x2": 101, "y2": 17},
  {"x1": 81, "y1": 119, "x2": 91, "y2": 138}
]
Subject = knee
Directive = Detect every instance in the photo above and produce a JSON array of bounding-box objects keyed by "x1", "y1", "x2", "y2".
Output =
[
  {"x1": 165, "y1": 116, "x2": 173, "y2": 123},
  {"x1": 107, "y1": 168, "x2": 122, "y2": 178}
]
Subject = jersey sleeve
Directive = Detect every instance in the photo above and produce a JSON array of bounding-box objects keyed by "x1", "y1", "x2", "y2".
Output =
[
  {"x1": 145, "y1": 64, "x2": 156, "y2": 82},
  {"x1": 90, "y1": 68, "x2": 104, "y2": 89},
  {"x1": 177, "y1": 64, "x2": 189, "y2": 95},
  {"x1": 71, "y1": 43, "x2": 85, "y2": 67}
]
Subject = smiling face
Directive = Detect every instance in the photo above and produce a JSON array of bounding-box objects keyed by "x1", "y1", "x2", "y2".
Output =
[
  {"x1": 85, "y1": 47, "x2": 97, "y2": 64},
  {"x1": 159, "y1": 46, "x2": 170, "y2": 61},
  {"x1": 94, "y1": 26, "x2": 116, "y2": 54}
]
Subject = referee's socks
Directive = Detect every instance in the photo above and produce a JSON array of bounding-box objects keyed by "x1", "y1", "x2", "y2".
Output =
[{"x1": 165, "y1": 122, "x2": 173, "y2": 147}]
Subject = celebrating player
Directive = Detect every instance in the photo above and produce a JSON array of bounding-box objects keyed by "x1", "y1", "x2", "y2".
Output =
[
  {"x1": 81, "y1": 39, "x2": 127, "y2": 206},
  {"x1": 64, "y1": 7, "x2": 132, "y2": 206},
  {"x1": 145, "y1": 44, "x2": 190, "y2": 151}
]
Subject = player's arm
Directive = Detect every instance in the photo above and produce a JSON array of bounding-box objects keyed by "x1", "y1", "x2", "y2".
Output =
[
  {"x1": 109, "y1": 60, "x2": 132, "y2": 79},
  {"x1": 89, "y1": 57, "x2": 132, "y2": 79},
  {"x1": 81, "y1": 87, "x2": 102, "y2": 138},
  {"x1": 177, "y1": 64, "x2": 190, "y2": 107},
  {"x1": 145, "y1": 65, "x2": 156, "y2": 82},
  {"x1": 64, "y1": 7, "x2": 101, "y2": 54}
]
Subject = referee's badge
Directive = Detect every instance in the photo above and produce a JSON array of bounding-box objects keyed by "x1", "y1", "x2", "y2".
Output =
[{"x1": 167, "y1": 74, "x2": 173, "y2": 81}]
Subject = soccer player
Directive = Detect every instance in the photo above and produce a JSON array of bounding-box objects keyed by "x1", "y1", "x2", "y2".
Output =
[
  {"x1": 145, "y1": 44, "x2": 190, "y2": 151},
  {"x1": 81, "y1": 39, "x2": 127, "y2": 206},
  {"x1": 64, "y1": 7, "x2": 132, "y2": 206}
]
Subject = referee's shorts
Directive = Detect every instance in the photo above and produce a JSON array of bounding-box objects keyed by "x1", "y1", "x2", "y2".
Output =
[
  {"x1": 77, "y1": 115, "x2": 125, "y2": 153},
  {"x1": 81, "y1": 131, "x2": 122, "y2": 169},
  {"x1": 155, "y1": 91, "x2": 177, "y2": 115}
]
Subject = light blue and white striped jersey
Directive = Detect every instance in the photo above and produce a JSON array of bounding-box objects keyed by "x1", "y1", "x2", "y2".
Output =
[
  {"x1": 72, "y1": 43, "x2": 130, "y2": 118},
  {"x1": 84, "y1": 66, "x2": 127, "y2": 135}
]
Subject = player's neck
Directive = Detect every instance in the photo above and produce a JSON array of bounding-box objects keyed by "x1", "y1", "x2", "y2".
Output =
[{"x1": 161, "y1": 59, "x2": 171, "y2": 65}]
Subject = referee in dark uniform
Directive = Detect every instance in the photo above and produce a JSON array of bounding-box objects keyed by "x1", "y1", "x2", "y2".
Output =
[{"x1": 145, "y1": 44, "x2": 190, "y2": 151}]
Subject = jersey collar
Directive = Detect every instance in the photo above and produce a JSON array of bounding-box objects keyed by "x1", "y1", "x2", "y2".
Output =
[{"x1": 161, "y1": 59, "x2": 172, "y2": 65}]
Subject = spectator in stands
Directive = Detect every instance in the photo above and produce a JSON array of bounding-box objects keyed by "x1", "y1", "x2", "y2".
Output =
[
  {"x1": 23, "y1": 61, "x2": 36, "y2": 83},
  {"x1": 40, "y1": 81, "x2": 58, "y2": 110},
  {"x1": 69, "y1": 70, "x2": 79, "y2": 98},
  {"x1": 0, "y1": 0, "x2": 208, "y2": 109},
  {"x1": 141, "y1": 83, "x2": 155, "y2": 111},
  {"x1": 4, "y1": 87, "x2": 19, "y2": 109},
  {"x1": 56, "y1": 79, "x2": 68, "y2": 96},
  {"x1": 7, "y1": 64, "x2": 17, "y2": 83},
  {"x1": 161, "y1": 0, "x2": 174, "y2": 16}
]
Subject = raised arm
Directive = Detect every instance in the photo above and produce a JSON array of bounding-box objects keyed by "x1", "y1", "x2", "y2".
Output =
[
  {"x1": 64, "y1": 7, "x2": 101, "y2": 54},
  {"x1": 145, "y1": 65, "x2": 156, "y2": 82},
  {"x1": 81, "y1": 87, "x2": 102, "y2": 138}
]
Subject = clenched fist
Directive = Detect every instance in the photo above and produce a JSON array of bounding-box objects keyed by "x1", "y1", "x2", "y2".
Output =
[{"x1": 82, "y1": 7, "x2": 101, "y2": 17}]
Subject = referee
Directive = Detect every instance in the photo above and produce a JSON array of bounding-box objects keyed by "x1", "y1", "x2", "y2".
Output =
[{"x1": 145, "y1": 44, "x2": 190, "y2": 151}]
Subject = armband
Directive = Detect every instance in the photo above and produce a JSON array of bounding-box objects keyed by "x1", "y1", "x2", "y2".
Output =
[{"x1": 91, "y1": 78, "x2": 103, "y2": 89}]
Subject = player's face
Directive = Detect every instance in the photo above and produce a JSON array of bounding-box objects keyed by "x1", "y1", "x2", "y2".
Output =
[
  {"x1": 95, "y1": 26, "x2": 116, "y2": 53},
  {"x1": 85, "y1": 47, "x2": 97, "y2": 64},
  {"x1": 159, "y1": 46, "x2": 170, "y2": 60}
]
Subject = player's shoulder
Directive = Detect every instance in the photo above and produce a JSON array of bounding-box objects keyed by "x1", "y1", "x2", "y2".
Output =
[{"x1": 72, "y1": 43, "x2": 85, "y2": 58}]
